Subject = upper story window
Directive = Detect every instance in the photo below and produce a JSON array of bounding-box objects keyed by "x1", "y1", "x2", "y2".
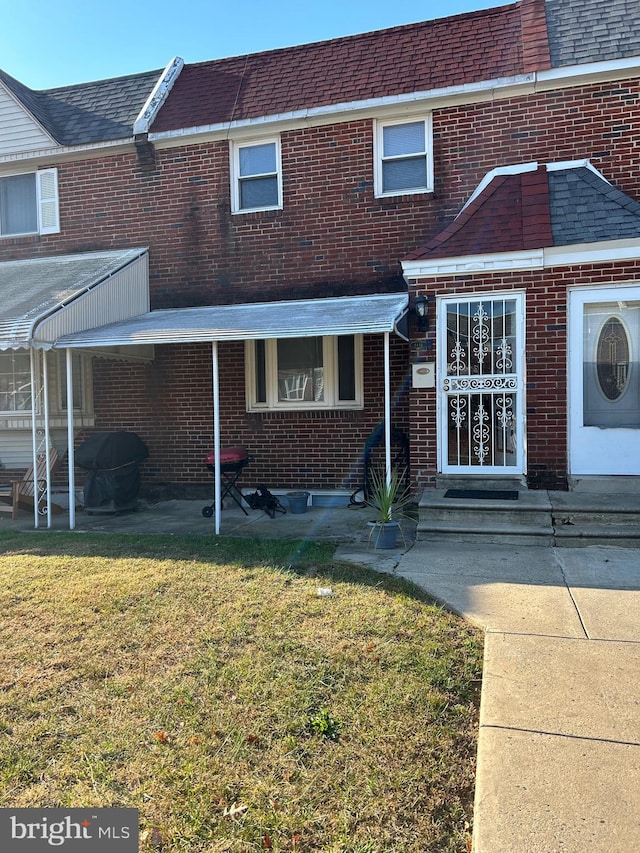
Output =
[
  {"x1": 374, "y1": 118, "x2": 433, "y2": 198},
  {"x1": 245, "y1": 335, "x2": 363, "y2": 411},
  {"x1": 231, "y1": 139, "x2": 282, "y2": 213},
  {"x1": 0, "y1": 168, "x2": 60, "y2": 237}
]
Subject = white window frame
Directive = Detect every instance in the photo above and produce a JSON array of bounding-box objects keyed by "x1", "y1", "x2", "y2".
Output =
[
  {"x1": 245, "y1": 335, "x2": 363, "y2": 411},
  {"x1": 374, "y1": 116, "x2": 433, "y2": 198},
  {"x1": 230, "y1": 137, "x2": 282, "y2": 214},
  {"x1": 0, "y1": 168, "x2": 60, "y2": 237}
]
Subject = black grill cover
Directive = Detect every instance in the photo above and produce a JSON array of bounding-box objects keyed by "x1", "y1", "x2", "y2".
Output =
[{"x1": 76, "y1": 432, "x2": 148, "y2": 511}]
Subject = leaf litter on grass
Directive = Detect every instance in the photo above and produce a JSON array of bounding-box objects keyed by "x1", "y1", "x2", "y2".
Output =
[{"x1": 0, "y1": 531, "x2": 482, "y2": 852}]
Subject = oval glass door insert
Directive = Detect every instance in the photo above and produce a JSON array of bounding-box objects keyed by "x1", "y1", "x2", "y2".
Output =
[{"x1": 596, "y1": 317, "x2": 630, "y2": 400}]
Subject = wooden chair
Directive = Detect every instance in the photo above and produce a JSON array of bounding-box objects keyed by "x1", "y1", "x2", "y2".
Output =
[{"x1": 0, "y1": 448, "x2": 60, "y2": 520}]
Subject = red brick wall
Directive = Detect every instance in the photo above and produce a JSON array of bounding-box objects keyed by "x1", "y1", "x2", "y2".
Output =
[
  {"x1": 408, "y1": 260, "x2": 640, "y2": 490},
  {"x1": 2, "y1": 74, "x2": 638, "y2": 491},
  {"x1": 91, "y1": 335, "x2": 409, "y2": 493}
]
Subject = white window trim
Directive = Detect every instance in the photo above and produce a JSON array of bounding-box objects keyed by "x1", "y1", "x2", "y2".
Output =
[
  {"x1": 0, "y1": 168, "x2": 60, "y2": 237},
  {"x1": 374, "y1": 116, "x2": 433, "y2": 198},
  {"x1": 245, "y1": 335, "x2": 363, "y2": 411},
  {"x1": 230, "y1": 137, "x2": 282, "y2": 214}
]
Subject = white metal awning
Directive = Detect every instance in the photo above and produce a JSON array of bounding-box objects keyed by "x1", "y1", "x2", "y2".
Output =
[
  {"x1": 53, "y1": 292, "x2": 409, "y2": 347},
  {"x1": 0, "y1": 248, "x2": 149, "y2": 351}
]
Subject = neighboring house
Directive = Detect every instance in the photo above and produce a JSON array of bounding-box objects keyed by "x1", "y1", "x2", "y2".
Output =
[{"x1": 1, "y1": 0, "x2": 639, "y2": 528}]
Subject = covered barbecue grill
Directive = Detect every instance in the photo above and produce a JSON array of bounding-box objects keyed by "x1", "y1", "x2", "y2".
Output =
[
  {"x1": 202, "y1": 447, "x2": 250, "y2": 517},
  {"x1": 76, "y1": 431, "x2": 149, "y2": 513}
]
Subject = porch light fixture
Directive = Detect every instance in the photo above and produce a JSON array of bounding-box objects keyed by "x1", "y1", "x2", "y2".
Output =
[{"x1": 412, "y1": 294, "x2": 429, "y2": 332}]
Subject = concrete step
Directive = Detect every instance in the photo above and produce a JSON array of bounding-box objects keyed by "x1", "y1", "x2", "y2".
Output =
[
  {"x1": 417, "y1": 487, "x2": 640, "y2": 547},
  {"x1": 549, "y1": 490, "x2": 640, "y2": 547},
  {"x1": 418, "y1": 488, "x2": 554, "y2": 544}
]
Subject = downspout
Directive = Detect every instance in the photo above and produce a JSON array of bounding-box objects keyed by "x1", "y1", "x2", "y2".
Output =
[
  {"x1": 212, "y1": 342, "x2": 221, "y2": 535},
  {"x1": 66, "y1": 348, "x2": 75, "y2": 530}
]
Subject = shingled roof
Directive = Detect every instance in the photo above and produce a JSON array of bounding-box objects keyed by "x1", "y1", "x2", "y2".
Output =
[
  {"x1": 404, "y1": 162, "x2": 640, "y2": 262},
  {"x1": 546, "y1": 0, "x2": 640, "y2": 66},
  {"x1": 151, "y1": 3, "x2": 531, "y2": 132},
  {"x1": 0, "y1": 68, "x2": 162, "y2": 145}
]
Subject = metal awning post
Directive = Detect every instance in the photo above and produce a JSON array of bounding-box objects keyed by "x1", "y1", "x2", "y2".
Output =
[
  {"x1": 66, "y1": 348, "x2": 76, "y2": 530},
  {"x1": 384, "y1": 331, "x2": 392, "y2": 492},
  {"x1": 29, "y1": 349, "x2": 39, "y2": 529},
  {"x1": 42, "y1": 351, "x2": 52, "y2": 528},
  {"x1": 211, "y1": 342, "x2": 221, "y2": 535}
]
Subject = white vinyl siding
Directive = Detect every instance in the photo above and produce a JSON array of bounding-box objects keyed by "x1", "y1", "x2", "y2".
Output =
[
  {"x1": 0, "y1": 168, "x2": 59, "y2": 236},
  {"x1": 231, "y1": 138, "x2": 282, "y2": 213},
  {"x1": 374, "y1": 117, "x2": 433, "y2": 197},
  {"x1": 0, "y1": 85, "x2": 55, "y2": 156},
  {"x1": 245, "y1": 335, "x2": 363, "y2": 411}
]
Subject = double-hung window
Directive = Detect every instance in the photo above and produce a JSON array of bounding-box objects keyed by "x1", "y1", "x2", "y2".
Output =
[
  {"x1": 375, "y1": 117, "x2": 433, "y2": 197},
  {"x1": 246, "y1": 335, "x2": 363, "y2": 411},
  {"x1": 231, "y1": 138, "x2": 281, "y2": 213},
  {"x1": 0, "y1": 169, "x2": 60, "y2": 236}
]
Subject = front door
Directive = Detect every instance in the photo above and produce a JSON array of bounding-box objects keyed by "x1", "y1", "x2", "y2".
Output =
[
  {"x1": 569, "y1": 285, "x2": 640, "y2": 475},
  {"x1": 438, "y1": 293, "x2": 526, "y2": 475}
]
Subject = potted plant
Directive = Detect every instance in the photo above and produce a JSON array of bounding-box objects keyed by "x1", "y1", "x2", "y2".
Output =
[{"x1": 366, "y1": 466, "x2": 413, "y2": 549}]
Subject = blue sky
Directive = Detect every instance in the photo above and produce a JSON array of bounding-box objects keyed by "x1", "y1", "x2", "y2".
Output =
[{"x1": 2, "y1": 0, "x2": 501, "y2": 89}]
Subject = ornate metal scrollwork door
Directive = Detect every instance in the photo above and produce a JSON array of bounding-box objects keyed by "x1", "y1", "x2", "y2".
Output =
[{"x1": 438, "y1": 294, "x2": 525, "y2": 474}]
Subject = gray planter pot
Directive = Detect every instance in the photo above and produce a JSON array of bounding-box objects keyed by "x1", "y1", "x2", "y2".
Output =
[{"x1": 368, "y1": 520, "x2": 400, "y2": 549}]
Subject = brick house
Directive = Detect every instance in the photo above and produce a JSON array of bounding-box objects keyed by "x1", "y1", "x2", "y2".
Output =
[{"x1": 1, "y1": 0, "x2": 639, "y2": 528}]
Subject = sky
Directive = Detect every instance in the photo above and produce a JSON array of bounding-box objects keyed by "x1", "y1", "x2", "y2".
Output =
[{"x1": 1, "y1": 0, "x2": 502, "y2": 90}]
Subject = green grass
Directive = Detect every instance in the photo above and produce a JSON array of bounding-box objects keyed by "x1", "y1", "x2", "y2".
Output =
[{"x1": 0, "y1": 530, "x2": 482, "y2": 852}]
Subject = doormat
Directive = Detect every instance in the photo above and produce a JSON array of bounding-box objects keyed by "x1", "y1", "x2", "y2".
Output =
[{"x1": 444, "y1": 489, "x2": 519, "y2": 500}]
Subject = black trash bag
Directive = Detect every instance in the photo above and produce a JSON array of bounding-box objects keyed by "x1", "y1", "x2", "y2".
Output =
[{"x1": 244, "y1": 485, "x2": 287, "y2": 519}]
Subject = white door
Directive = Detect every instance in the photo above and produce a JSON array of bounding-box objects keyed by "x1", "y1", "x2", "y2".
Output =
[
  {"x1": 438, "y1": 293, "x2": 526, "y2": 475},
  {"x1": 569, "y1": 285, "x2": 640, "y2": 475}
]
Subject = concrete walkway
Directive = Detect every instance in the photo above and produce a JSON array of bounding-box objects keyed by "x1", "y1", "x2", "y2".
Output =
[{"x1": 338, "y1": 540, "x2": 640, "y2": 853}]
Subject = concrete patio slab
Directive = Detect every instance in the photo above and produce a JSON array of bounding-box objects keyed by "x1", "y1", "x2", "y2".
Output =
[
  {"x1": 473, "y1": 728, "x2": 640, "y2": 853},
  {"x1": 482, "y1": 633, "x2": 640, "y2": 743}
]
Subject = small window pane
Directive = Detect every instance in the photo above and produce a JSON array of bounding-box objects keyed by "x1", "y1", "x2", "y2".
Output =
[
  {"x1": 0, "y1": 352, "x2": 31, "y2": 412},
  {"x1": 255, "y1": 340, "x2": 267, "y2": 403},
  {"x1": 0, "y1": 173, "x2": 37, "y2": 235},
  {"x1": 277, "y1": 337, "x2": 324, "y2": 402},
  {"x1": 239, "y1": 143, "x2": 276, "y2": 177},
  {"x1": 240, "y1": 176, "x2": 278, "y2": 210},
  {"x1": 337, "y1": 336, "x2": 356, "y2": 400},
  {"x1": 383, "y1": 157, "x2": 427, "y2": 193},
  {"x1": 383, "y1": 122, "x2": 424, "y2": 157}
]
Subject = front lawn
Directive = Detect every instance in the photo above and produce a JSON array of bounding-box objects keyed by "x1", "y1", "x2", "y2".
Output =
[{"x1": 0, "y1": 531, "x2": 482, "y2": 852}]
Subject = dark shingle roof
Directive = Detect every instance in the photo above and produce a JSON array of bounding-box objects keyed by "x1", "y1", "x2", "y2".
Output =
[
  {"x1": 549, "y1": 167, "x2": 640, "y2": 243},
  {"x1": 152, "y1": 4, "x2": 526, "y2": 132},
  {"x1": 0, "y1": 68, "x2": 162, "y2": 145},
  {"x1": 546, "y1": 0, "x2": 640, "y2": 66},
  {"x1": 404, "y1": 163, "x2": 640, "y2": 261}
]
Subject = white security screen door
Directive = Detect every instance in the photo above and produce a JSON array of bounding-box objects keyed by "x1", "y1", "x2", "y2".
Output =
[
  {"x1": 438, "y1": 294, "x2": 526, "y2": 474},
  {"x1": 569, "y1": 285, "x2": 640, "y2": 475}
]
